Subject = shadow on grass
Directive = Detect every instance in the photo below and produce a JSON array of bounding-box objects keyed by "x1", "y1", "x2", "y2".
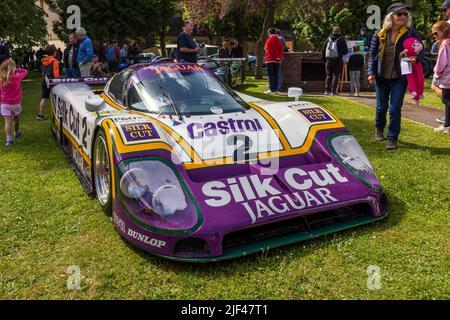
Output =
[{"x1": 126, "y1": 192, "x2": 406, "y2": 275}]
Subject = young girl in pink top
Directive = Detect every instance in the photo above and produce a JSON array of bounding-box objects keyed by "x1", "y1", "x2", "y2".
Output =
[
  {"x1": 0, "y1": 59, "x2": 28, "y2": 146},
  {"x1": 432, "y1": 21, "x2": 450, "y2": 133}
]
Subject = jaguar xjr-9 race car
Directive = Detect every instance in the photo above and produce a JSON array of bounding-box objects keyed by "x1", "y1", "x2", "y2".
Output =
[{"x1": 49, "y1": 60, "x2": 387, "y2": 262}]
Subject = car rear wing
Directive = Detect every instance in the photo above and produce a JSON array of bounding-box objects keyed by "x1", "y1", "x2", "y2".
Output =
[{"x1": 46, "y1": 76, "x2": 109, "y2": 89}]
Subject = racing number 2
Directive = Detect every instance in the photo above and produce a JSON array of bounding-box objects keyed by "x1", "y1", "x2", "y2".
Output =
[
  {"x1": 81, "y1": 117, "x2": 88, "y2": 149},
  {"x1": 228, "y1": 135, "x2": 254, "y2": 162}
]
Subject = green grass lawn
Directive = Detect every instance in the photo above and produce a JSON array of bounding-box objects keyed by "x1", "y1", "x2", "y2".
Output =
[
  {"x1": 0, "y1": 77, "x2": 449, "y2": 300},
  {"x1": 405, "y1": 78, "x2": 445, "y2": 111}
]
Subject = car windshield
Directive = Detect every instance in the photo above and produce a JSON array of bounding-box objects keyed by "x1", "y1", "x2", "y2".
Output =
[{"x1": 127, "y1": 65, "x2": 248, "y2": 116}]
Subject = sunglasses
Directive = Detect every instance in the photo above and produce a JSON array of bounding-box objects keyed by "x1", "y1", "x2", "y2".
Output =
[{"x1": 394, "y1": 12, "x2": 409, "y2": 17}]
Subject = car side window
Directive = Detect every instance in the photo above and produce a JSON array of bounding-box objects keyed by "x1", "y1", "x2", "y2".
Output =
[{"x1": 107, "y1": 70, "x2": 132, "y2": 105}]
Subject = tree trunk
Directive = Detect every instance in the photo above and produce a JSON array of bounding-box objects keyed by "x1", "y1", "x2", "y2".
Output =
[
  {"x1": 160, "y1": 29, "x2": 166, "y2": 57},
  {"x1": 255, "y1": 1, "x2": 276, "y2": 79}
]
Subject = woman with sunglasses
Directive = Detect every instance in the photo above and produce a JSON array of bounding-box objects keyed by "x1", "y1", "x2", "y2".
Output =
[
  {"x1": 368, "y1": 3, "x2": 424, "y2": 150},
  {"x1": 432, "y1": 21, "x2": 450, "y2": 134}
]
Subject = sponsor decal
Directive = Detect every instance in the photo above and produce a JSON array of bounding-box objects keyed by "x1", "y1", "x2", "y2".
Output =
[
  {"x1": 154, "y1": 64, "x2": 203, "y2": 74},
  {"x1": 187, "y1": 118, "x2": 263, "y2": 139},
  {"x1": 127, "y1": 229, "x2": 167, "y2": 248},
  {"x1": 298, "y1": 107, "x2": 334, "y2": 123},
  {"x1": 172, "y1": 120, "x2": 183, "y2": 127},
  {"x1": 112, "y1": 212, "x2": 126, "y2": 233},
  {"x1": 201, "y1": 164, "x2": 349, "y2": 224},
  {"x1": 48, "y1": 76, "x2": 108, "y2": 87},
  {"x1": 113, "y1": 213, "x2": 167, "y2": 248},
  {"x1": 119, "y1": 122, "x2": 160, "y2": 143},
  {"x1": 210, "y1": 106, "x2": 223, "y2": 115}
]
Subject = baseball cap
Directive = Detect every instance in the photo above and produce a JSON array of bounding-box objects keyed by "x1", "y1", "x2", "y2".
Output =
[
  {"x1": 386, "y1": 3, "x2": 411, "y2": 14},
  {"x1": 438, "y1": 0, "x2": 450, "y2": 10}
]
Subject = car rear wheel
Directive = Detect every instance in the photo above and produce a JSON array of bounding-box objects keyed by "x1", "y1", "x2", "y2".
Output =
[{"x1": 93, "y1": 130, "x2": 112, "y2": 215}]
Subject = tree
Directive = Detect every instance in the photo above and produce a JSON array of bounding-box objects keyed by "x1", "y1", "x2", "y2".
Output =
[
  {"x1": 182, "y1": 0, "x2": 284, "y2": 79},
  {"x1": 0, "y1": 0, "x2": 47, "y2": 48},
  {"x1": 48, "y1": 0, "x2": 178, "y2": 47}
]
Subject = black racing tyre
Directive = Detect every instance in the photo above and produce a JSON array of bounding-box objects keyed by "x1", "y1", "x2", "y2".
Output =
[{"x1": 93, "y1": 129, "x2": 113, "y2": 216}]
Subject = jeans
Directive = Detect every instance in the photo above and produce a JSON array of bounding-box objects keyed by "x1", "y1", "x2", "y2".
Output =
[
  {"x1": 325, "y1": 59, "x2": 343, "y2": 93},
  {"x1": 349, "y1": 71, "x2": 360, "y2": 94},
  {"x1": 266, "y1": 63, "x2": 280, "y2": 92},
  {"x1": 442, "y1": 88, "x2": 450, "y2": 127},
  {"x1": 64, "y1": 67, "x2": 80, "y2": 78},
  {"x1": 375, "y1": 76, "x2": 408, "y2": 141},
  {"x1": 277, "y1": 62, "x2": 283, "y2": 92}
]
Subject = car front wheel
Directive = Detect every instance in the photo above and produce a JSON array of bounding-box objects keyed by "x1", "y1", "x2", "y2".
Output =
[{"x1": 93, "y1": 129, "x2": 112, "y2": 215}]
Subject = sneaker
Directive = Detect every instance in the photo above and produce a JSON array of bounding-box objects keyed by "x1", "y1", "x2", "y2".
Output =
[
  {"x1": 356, "y1": 93, "x2": 360, "y2": 97},
  {"x1": 264, "y1": 90, "x2": 272, "y2": 94},
  {"x1": 36, "y1": 114, "x2": 47, "y2": 121},
  {"x1": 436, "y1": 117, "x2": 445, "y2": 124},
  {"x1": 434, "y1": 126, "x2": 450, "y2": 133},
  {"x1": 5, "y1": 140, "x2": 12, "y2": 147},
  {"x1": 375, "y1": 129, "x2": 385, "y2": 141},
  {"x1": 324, "y1": 91, "x2": 330, "y2": 96},
  {"x1": 14, "y1": 131, "x2": 22, "y2": 139},
  {"x1": 386, "y1": 139, "x2": 398, "y2": 150}
]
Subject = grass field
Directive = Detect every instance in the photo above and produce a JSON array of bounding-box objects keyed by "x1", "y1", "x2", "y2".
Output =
[
  {"x1": 405, "y1": 78, "x2": 445, "y2": 111},
  {"x1": 0, "y1": 77, "x2": 449, "y2": 300}
]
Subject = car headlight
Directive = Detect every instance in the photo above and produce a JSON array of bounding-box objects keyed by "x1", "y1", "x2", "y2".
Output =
[
  {"x1": 152, "y1": 185, "x2": 187, "y2": 216},
  {"x1": 120, "y1": 168, "x2": 148, "y2": 199},
  {"x1": 329, "y1": 134, "x2": 381, "y2": 190},
  {"x1": 117, "y1": 158, "x2": 202, "y2": 234}
]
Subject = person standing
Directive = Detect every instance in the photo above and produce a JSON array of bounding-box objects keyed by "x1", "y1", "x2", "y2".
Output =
[
  {"x1": 63, "y1": 33, "x2": 80, "y2": 78},
  {"x1": 368, "y1": 3, "x2": 424, "y2": 150},
  {"x1": 264, "y1": 28, "x2": 284, "y2": 94},
  {"x1": 106, "y1": 41, "x2": 121, "y2": 73},
  {"x1": 322, "y1": 26, "x2": 349, "y2": 96},
  {"x1": 348, "y1": 46, "x2": 365, "y2": 96},
  {"x1": 358, "y1": 27, "x2": 371, "y2": 50},
  {"x1": 276, "y1": 29, "x2": 288, "y2": 92},
  {"x1": 37, "y1": 46, "x2": 59, "y2": 121},
  {"x1": 0, "y1": 40, "x2": 10, "y2": 64},
  {"x1": 219, "y1": 41, "x2": 231, "y2": 58},
  {"x1": 231, "y1": 40, "x2": 244, "y2": 58},
  {"x1": 76, "y1": 27, "x2": 94, "y2": 77},
  {"x1": 432, "y1": 21, "x2": 450, "y2": 133},
  {"x1": 0, "y1": 59, "x2": 28, "y2": 146},
  {"x1": 120, "y1": 44, "x2": 129, "y2": 62},
  {"x1": 177, "y1": 21, "x2": 200, "y2": 63}
]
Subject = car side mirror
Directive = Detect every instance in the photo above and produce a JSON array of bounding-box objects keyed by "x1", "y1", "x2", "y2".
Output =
[
  {"x1": 85, "y1": 95, "x2": 105, "y2": 112},
  {"x1": 288, "y1": 87, "x2": 303, "y2": 102}
]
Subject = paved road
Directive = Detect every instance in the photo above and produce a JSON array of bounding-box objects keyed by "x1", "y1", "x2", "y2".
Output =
[{"x1": 341, "y1": 93, "x2": 445, "y2": 128}]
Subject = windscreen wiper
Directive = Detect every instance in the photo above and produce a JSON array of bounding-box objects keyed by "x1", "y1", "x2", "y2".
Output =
[{"x1": 156, "y1": 75, "x2": 184, "y2": 121}]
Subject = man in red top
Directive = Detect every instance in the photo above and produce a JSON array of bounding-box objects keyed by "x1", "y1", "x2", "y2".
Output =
[{"x1": 264, "y1": 28, "x2": 284, "y2": 93}]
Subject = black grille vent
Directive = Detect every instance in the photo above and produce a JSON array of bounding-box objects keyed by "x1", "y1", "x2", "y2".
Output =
[
  {"x1": 223, "y1": 204, "x2": 373, "y2": 250},
  {"x1": 174, "y1": 238, "x2": 211, "y2": 258}
]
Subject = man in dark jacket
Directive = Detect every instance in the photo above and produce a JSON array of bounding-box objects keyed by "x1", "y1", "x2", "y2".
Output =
[
  {"x1": 0, "y1": 40, "x2": 10, "y2": 64},
  {"x1": 63, "y1": 33, "x2": 80, "y2": 78},
  {"x1": 322, "y1": 26, "x2": 349, "y2": 96}
]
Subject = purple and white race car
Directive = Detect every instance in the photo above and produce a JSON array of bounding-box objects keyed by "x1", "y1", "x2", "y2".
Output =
[{"x1": 49, "y1": 61, "x2": 387, "y2": 262}]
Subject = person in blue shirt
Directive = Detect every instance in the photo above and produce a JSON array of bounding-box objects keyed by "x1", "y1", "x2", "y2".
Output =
[
  {"x1": 177, "y1": 21, "x2": 200, "y2": 63},
  {"x1": 76, "y1": 27, "x2": 94, "y2": 77}
]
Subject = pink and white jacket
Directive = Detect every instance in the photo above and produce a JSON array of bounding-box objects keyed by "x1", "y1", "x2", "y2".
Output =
[
  {"x1": 434, "y1": 39, "x2": 450, "y2": 89},
  {"x1": 0, "y1": 68, "x2": 28, "y2": 105}
]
